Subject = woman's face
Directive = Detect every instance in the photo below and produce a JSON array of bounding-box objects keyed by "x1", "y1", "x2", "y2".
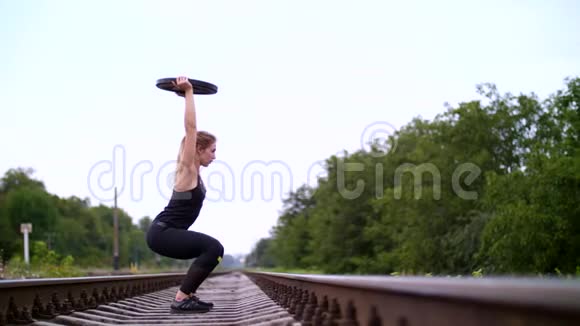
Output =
[{"x1": 198, "y1": 142, "x2": 217, "y2": 167}]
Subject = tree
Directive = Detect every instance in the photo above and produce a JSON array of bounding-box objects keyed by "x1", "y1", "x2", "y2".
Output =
[
  {"x1": 261, "y1": 77, "x2": 580, "y2": 276},
  {"x1": 246, "y1": 238, "x2": 276, "y2": 268},
  {"x1": 4, "y1": 187, "x2": 58, "y2": 243},
  {"x1": 139, "y1": 216, "x2": 152, "y2": 233},
  {"x1": 0, "y1": 168, "x2": 45, "y2": 194}
]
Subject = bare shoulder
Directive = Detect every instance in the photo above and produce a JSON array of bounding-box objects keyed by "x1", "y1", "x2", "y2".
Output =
[{"x1": 174, "y1": 162, "x2": 198, "y2": 192}]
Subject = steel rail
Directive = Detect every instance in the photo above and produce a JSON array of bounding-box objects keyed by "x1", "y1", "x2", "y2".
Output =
[
  {"x1": 246, "y1": 271, "x2": 580, "y2": 326},
  {"x1": 0, "y1": 273, "x2": 185, "y2": 325}
]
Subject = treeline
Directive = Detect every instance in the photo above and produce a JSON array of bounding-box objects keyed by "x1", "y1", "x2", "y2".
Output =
[
  {"x1": 0, "y1": 168, "x2": 156, "y2": 269},
  {"x1": 0, "y1": 168, "x2": 243, "y2": 276},
  {"x1": 247, "y1": 77, "x2": 580, "y2": 276}
]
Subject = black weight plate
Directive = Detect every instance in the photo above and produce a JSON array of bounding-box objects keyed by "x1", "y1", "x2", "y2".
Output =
[{"x1": 156, "y1": 78, "x2": 218, "y2": 95}]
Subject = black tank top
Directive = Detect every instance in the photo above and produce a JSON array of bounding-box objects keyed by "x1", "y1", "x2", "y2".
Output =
[{"x1": 155, "y1": 178, "x2": 206, "y2": 229}]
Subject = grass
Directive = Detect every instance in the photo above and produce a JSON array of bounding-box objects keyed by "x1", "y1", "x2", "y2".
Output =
[{"x1": 245, "y1": 267, "x2": 325, "y2": 274}]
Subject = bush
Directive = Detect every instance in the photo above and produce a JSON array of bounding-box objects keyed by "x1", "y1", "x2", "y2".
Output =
[{"x1": 5, "y1": 241, "x2": 82, "y2": 278}]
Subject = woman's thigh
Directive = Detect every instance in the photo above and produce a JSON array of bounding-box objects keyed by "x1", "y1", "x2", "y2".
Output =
[{"x1": 148, "y1": 226, "x2": 218, "y2": 260}]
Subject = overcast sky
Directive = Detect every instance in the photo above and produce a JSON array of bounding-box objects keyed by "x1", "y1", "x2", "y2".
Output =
[{"x1": 1, "y1": 0, "x2": 579, "y2": 256}]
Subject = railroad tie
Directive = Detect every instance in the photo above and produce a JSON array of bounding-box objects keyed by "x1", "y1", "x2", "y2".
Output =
[{"x1": 31, "y1": 272, "x2": 300, "y2": 326}]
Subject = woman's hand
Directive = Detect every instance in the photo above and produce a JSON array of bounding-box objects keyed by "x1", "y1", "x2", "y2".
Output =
[{"x1": 172, "y1": 76, "x2": 193, "y2": 94}]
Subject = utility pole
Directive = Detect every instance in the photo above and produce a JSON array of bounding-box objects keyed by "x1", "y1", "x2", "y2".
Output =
[
  {"x1": 1, "y1": 249, "x2": 5, "y2": 279},
  {"x1": 20, "y1": 223, "x2": 32, "y2": 265},
  {"x1": 113, "y1": 187, "x2": 119, "y2": 271}
]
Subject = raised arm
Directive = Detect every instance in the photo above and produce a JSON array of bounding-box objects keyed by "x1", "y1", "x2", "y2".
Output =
[{"x1": 174, "y1": 77, "x2": 197, "y2": 171}]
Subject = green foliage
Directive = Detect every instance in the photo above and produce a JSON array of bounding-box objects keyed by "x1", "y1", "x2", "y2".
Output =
[
  {"x1": 5, "y1": 241, "x2": 82, "y2": 278},
  {"x1": 246, "y1": 238, "x2": 276, "y2": 268},
  {"x1": 5, "y1": 256, "x2": 33, "y2": 278},
  {"x1": 247, "y1": 267, "x2": 324, "y2": 274},
  {"x1": 472, "y1": 268, "x2": 483, "y2": 278},
  {"x1": 0, "y1": 167, "x2": 45, "y2": 193},
  {"x1": 0, "y1": 168, "x2": 181, "y2": 277},
  {"x1": 478, "y1": 202, "x2": 566, "y2": 274},
  {"x1": 4, "y1": 187, "x2": 58, "y2": 243},
  {"x1": 247, "y1": 77, "x2": 580, "y2": 276}
]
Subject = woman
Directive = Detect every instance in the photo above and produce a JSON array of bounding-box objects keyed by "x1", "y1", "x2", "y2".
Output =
[{"x1": 146, "y1": 76, "x2": 223, "y2": 313}]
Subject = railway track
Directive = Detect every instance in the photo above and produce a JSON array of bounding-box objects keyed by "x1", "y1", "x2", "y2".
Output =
[{"x1": 1, "y1": 271, "x2": 580, "y2": 325}]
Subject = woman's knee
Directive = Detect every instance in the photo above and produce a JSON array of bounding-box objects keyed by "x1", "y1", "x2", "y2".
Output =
[
  {"x1": 195, "y1": 238, "x2": 223, "y2": 270},
  {"x1": 210, "y1": 238, "x2": 224, "y2": 258}
]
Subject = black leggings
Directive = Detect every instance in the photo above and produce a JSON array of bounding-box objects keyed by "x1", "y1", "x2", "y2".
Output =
[{"x1": 146, "y1": 222, "x2": 224, "y2": 294}]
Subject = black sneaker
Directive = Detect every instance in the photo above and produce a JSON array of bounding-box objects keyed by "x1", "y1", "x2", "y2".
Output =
[
  {"x1": 170, "y1": 297, "x2": 211, "y2": 313},
  {"x1": 191, "y1": 294, "x2": 214, "y2": 308}
]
